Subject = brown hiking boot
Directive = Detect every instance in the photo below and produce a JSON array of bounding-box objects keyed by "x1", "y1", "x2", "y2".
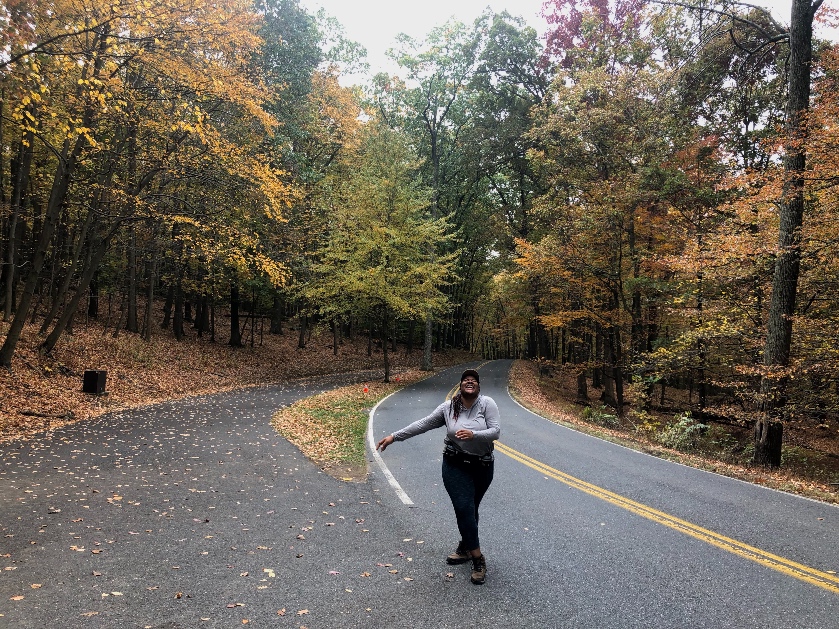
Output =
[
  {"x1": 446, "y1": 542, "x2": 470, "y2": 565},
  {"x1": 470, "y1": 554, "x2": 487, "y2": 585}
]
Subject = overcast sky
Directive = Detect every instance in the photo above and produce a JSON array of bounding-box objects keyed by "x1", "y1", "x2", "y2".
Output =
[{"x1": 300, "y1": 0, "x2": 835, "y2": 79}]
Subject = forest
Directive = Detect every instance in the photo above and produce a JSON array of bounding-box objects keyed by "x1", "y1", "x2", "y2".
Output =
[{"x1": 1, "y1": 0, "x2": 837, "y2": 468}]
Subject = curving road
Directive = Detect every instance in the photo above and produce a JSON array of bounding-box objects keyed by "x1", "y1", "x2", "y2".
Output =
[
  {"x1": 370, "y1": 360, "x2": 839, "y2": 628},
  {"x1": 1, "y1": 361, "x2": 837, "y2": 628}
]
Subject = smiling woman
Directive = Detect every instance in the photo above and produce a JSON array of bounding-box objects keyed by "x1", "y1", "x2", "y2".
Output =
[{"x1": 376, "y1": 368, "x2": 501, "y2": 585}]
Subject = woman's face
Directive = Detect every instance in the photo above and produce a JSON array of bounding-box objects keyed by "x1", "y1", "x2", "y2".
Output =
[{"x1": 461, "y1": 377, "x2": 479, "y2": 396}]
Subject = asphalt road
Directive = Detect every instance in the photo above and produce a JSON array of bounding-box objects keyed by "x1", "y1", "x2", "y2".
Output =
[
  {"x1": 370, "y1": 360, "x2": 839, "y2": 629},
  {"x1": 1, "y1": 361, "x2": 837, "y2": 628}
]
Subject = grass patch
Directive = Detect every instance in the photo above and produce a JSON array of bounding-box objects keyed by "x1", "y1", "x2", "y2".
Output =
[{"x1": 271, "y1": 370, "x2": 428, "y2": 480}]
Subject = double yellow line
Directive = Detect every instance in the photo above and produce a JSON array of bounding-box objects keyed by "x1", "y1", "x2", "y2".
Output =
[{"x1": 496, "y1": 442, "x2": 839, "y2": 595}]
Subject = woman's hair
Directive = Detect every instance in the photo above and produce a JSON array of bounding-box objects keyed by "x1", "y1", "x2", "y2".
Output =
[{"x1": 450, "y1": 392, "x2": 464, "y2": 422}]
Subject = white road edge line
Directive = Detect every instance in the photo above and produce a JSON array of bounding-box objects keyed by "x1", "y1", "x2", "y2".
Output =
[{"x1": 367, "y1": 390, "x2": 414, "y2": 505}]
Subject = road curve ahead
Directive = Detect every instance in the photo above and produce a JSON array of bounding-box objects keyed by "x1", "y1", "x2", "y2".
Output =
[{"x1": 370, "y1": 359, "x2": 839, "y2": 629}]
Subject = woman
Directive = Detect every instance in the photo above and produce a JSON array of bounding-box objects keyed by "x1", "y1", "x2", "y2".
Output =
[{"x1": 376, "y1": 368, "x2": 500, "y2": 585}]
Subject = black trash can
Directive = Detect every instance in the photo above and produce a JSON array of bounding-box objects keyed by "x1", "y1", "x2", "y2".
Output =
[{"x1": 83, "y1": 370, "x2": 107, "y2": 395}]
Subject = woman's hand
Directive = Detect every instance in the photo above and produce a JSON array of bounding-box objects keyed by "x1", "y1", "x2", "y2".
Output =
[
  {"x1": 455, "y1": 429, "x2": 474, "y2": 441},
  {"x1": 376, "y1": 435, "x2": 395, "y2": 451}
]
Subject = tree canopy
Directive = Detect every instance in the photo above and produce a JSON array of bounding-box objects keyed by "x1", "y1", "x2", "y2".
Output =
[{"x1": 1, "y1": 0, "x2": 837, "y2": 466}]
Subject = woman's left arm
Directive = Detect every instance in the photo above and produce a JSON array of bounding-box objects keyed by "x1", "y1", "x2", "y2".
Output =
[{"x1": 470, "y1": 397, "x2": 501, "y2": 442}]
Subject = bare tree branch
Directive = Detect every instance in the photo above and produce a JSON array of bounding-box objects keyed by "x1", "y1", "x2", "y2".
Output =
[{"x1": 654, "y1": 0, "x2": 789, "y2": 44}]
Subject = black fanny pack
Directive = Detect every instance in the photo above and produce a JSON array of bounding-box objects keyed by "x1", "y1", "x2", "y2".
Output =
[{"x1": 443, "y1": 441, "x2": 494, "y2": 466}]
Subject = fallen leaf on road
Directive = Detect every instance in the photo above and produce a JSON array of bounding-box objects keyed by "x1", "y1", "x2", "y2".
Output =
[
  {"x1": 10, "y1": 596, "x2": 24, "y2": 601},
  {"x1": 297, "y1": 609, "x2": 309, "y2": 615},
  {"x1": 277, "y1": 609, "x2": 286, "y2": 616}
]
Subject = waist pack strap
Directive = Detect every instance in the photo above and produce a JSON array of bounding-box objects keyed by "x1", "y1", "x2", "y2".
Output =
[{"x1": 443, "y1": 443, "x2": 494, "y2": 464}]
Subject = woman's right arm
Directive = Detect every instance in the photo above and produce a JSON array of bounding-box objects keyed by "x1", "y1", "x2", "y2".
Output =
[{"x1": 378, "y1": 403, "x2": 447, "y2": 450}]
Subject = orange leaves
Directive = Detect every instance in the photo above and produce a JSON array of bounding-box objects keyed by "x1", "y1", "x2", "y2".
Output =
[{"x1": 0, "y1": 318, "x2": 470, "y2": 444}]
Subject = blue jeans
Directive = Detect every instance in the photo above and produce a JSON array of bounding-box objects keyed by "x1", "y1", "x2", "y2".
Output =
[{"x1": 441, "y1": 457, "x2": 494, "y2": 552}]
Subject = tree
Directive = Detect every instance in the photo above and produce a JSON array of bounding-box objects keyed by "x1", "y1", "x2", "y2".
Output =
[
  {"x1": 757, "y1": 0, "x2": 824, "y2": 466},
  {"x1": 384, "y1": 17, "x2": 485, "y2": 370},
  {"x1": 0, "y1": 0, "x2": 294, "y2": 365},
  {"x1": 306, "y1": 121, "x2": 453, "y2": 381}
]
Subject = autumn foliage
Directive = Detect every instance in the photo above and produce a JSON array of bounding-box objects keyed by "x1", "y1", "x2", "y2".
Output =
[{"x1": 2, "y1": 0, "x2": 839, "y2": 468}]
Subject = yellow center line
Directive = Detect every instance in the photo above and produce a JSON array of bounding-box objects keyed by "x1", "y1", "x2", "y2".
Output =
[{"x1": 495, "y1": 441, "x2": 839, "y2": 595}]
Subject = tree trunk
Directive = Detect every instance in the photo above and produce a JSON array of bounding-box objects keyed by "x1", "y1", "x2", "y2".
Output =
[
  {"x1": 592, "y1": 325, "x2": 603, "y2": 389},
  {"x1": 4, "y1": 132, "x2": 33, "y2": 322},
  {"x1": 40, "y1": 208, "x2": 95, "y2": 334},
  {"x1": 270, "y1": 293, "x2": 283, "y2": 334},
  {"x1": 0, "y1": 140, "x2": 80, "y2": 366},
  {"x1": 161, "y1": 284, "x2": 173, "y2": 329},
  {"x1": 200, "y1": 294, "x2": 210, "y2": 336},
  {"x1": 229, "y1": 282, "x2": 242, "y2": 347},
  {"x1": 297, "y1": 314, "x2": 307, "y2": 349},
  {"x1": 143, "y1": 259, "x2": 154, "y2": 341},
  {"x1": 88, "y1": 270, "x2": 100, "y2": 318},
  {"x1": 423, "y1": 315, "x2": 433, "y2": 370},
  {"x1": 576, "y1": 371, "x2": 589, "y2": 405},
  {"x1": 407, "y1": 319, "x2": 415, "y2": 354},
  {"x1": 112, "y1": 292, "x2": 127, "y2": 339},
  {"x1": 41, "y1": 222, "x2": 120, "y2": 354},
  {"x1": 382, "y1": 308, "x2": 390, "y2": 383},
  {"x1": 173, "y1": 275, "x2": 184, "y2": 341},
  {"x1": 210, "y1": 298, "x2": 216, "y2": 343},
  {"x1": 755, "y1": 0, "x2": 817, "y2": 466},
  {"x1": 600, "y1": 332, "x2": 618, "y2": 410},
  {"x1": 0, "y1": 90, "x2": 5, "y2": 204},
  {"x1": 126, "y1": 225, "x2": 138, "y2": 333}
]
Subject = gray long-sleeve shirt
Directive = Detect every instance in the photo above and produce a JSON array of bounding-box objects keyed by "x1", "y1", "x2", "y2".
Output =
[{"x1": 391, "y1": 395, "x2": 501, "y2": 456}]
